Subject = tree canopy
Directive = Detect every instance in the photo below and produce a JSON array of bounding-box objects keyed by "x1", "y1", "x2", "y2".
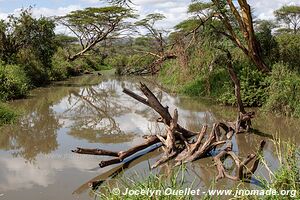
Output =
[
  {"x1": 57, "y1": 6, "x2": 136, "y2": 61},
  {"x1": 275, "y1": 5, "x2": 300, "y2": 34}
]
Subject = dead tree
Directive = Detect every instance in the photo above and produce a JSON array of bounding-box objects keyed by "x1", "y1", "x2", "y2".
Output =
[
  {"x1": 72, "y1": 82, "x2": 265, "y2": 183},
  {"x1": 224, "y1": 49, "x2": 255, "y2": 133},
  {"x1": 213, "y1": 140, "x2": 266, "y2": 181}
]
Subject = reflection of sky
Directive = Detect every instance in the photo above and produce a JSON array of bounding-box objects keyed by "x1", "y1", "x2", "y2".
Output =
[
  {"x1": 0, "y1": 152, "x2": 98, "y2": 192},
  {"x1": 0, "y1": 76, "x2": 217, "y2": 198},
  {"x1": 51, "y1": 78, "x2": 213, "y2": 136},
  {"x1": 0, "y1": 76, "x2": 288, "y2": 200}
]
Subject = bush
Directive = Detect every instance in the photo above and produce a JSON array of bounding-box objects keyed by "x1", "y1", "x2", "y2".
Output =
[
  {"x1": 50, "y1": 48, "x2": 72, "y2": 81},
  {"x1": 276, "y1": 33, "x2": 300, "y2": 72},
  {"x1": 263, "y1": 62, "x2": 300, "y2": 117},
  {"x1": 0, "y1": 63, "x2": 30, "y2": 100},
  {"x1": 17, "y1": 49, "x2": 50, "y2": 86},
  {"x1": 218, "y1": 62, "x2": 268, "y2": 107},
  {"x1": 0, "y1": 102, "x2": 17, "y2": 126},
  {"x1": 181, "y1": 68, "x2": 229, "y2": 97}
]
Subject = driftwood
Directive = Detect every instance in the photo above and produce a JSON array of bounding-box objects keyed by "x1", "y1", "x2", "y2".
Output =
[
  {"x1": 73, "y1": 135, "x2": 160, "y2": 168},
  {"x1": 72, "y1": 82, "x2": 265, "y2": 183},
  {"x1": 213, "y1": 140, "x2": 266, "y2": 181}
]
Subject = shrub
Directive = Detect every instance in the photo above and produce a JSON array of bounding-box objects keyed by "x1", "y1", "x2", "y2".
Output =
[
  {"x1": 181, "y1": 68, "x2": 229, "y2": 97},
  {"x1": 50, "y1": 48, "x2": 72, "y2": 81},
  {"x1": 218, "y1": 62, "x2": 268, "y2": 107},
  {"x1": 0, "y1": 102, "x2": 17, "y2": 126},
  {"x1": 276, "y1": 33, "x2": 300, "y2": 72},
  {"x1": 263, "y1": 62, "x2": 300, "y2": 117},
  {"x1": 0, "y1": 63, "x2": 30, "y2": 100},
  {"x1": 17, "y1": 49, "x2": 50, "y2": 86}
]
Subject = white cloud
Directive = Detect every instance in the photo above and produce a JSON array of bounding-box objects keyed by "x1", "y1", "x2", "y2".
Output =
[
  {"x1": 0, "y1": 154, "x2": 100, "y2": 192},
  {"x1": 1, "y1": 1, "x2": 299, "y2": 32},
  {"x1": 31, "y1": 5, "x2": 82, "y2": 18},
  {"x1": 248, "y1": 0, "x2": 299, "y2": 19}
]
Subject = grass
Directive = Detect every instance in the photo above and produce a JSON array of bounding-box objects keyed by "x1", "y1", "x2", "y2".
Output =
[
  {"x1": 0, "y1": 102, "x2": 18, "y2": 126},
  {"x1": 91, "y1": 137, "x2": 299, "y2": 200},
  {"x1": 92, "y1": 166, "x2": 195, "y2": 200},
  {"x1": 232, "y1": 136, "x2": 300, "y2": 200}
]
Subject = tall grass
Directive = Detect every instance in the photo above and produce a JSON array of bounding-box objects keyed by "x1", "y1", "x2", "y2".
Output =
[
  {"x1": 233, "y1": 136, "x2": 299, "y2": 200},
  {"x1": 0, "y1": 102, "x2": 17, "y2": 126},
  {"x1": 93, "y1": 166, "x2": 194, "y2": 200}
]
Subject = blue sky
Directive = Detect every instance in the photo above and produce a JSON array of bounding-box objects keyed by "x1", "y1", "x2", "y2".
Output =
[{"x1": 0, "y1": 0, "x2": 299, "y2": 31}]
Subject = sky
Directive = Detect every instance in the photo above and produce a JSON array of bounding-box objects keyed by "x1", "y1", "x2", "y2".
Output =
[{"x1": 0, "y1": 0, "x2": 299, "y2": 33}]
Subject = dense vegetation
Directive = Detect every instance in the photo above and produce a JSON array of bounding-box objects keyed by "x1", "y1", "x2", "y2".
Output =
[
  {"x1": 0, "y1": 2, "x2": 300, "y2": 121},
  {"x1": 105, "y1": 2, "x2": 300, "y2": 118}
]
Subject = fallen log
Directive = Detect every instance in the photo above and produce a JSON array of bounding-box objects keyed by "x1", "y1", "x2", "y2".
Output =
[
  {"x1": 73, "y1": 135, "x2": 161, "y2": 168},
  {"x1": 175, "y1": 124, "x2": 227, "y2": 166},
  {"x1": 72, "y1": 82, "x2": 265, "y2": 184},
  {"x1": 123, "y1": 83, "x2": 197, "y2": 138},
  {"x1": 152, "y1": 109, "x2": 183, "y2": 168},
  {"x1": 213, "y1": 140, "x2": 266, "y2": 181}
]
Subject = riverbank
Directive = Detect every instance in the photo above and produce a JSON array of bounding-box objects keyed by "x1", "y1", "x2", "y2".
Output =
[{"x1": 157, "y1": 60, "x2": 300, "y2": 118}]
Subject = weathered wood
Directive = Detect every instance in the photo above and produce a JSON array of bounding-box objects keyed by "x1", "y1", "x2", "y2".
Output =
[
  {"x1": 72, "y1": 82, "x2": 263, "y2": 184},
  {"x1": 213, "y1": 140, "x2": 266, "y2": 181},
  {"x1": 151, "y1": 109, "x2": 182, "y2": 168},
  {"x1": 123, "y1": 83, "x2": 197, "y2": 138},
  {"x1": 72, "y1": 147, "x2": 119, "y2": 157},
  {"x1": 175, "y1": 124, "x2": 226, "y2": 166}
]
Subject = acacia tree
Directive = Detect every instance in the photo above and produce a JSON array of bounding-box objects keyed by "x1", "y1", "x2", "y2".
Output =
[
  {"x1": 57, "y1": 6, "x2": 135, "y2": 61},
  {"x1": 188, "y1": 0, "x2": 270, "y2": 73},
  {"x1": 134, "y1": 13, "x2": 177, "y2": 74},
  {"x1": 275, "y1": 5, "x2": 300, "y2": 34},
  {"x1": 135, "y1": 13, "x2": 167, "y2": 56}
]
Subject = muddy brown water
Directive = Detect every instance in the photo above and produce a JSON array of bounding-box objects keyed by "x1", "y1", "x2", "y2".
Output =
[{"x1": 0, "y1": 72, "x2": 299, "y2": 200}]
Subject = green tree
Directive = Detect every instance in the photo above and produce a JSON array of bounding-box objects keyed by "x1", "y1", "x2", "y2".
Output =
[
  {"x1": 188, "y1": 0, "x2": 270, "y2": 73},
  {"x1": 255, "y1": 20, "x2": 279, "y2": 64},
  {"x1": 275, "y1": 5, "x2": 300, "y2": 34},
  {"x1": 57, "y1": 6, "x2": 136, "y2": 61},
  {"x1": 135, "y1": 13, "x2": 167, "y2": 56},
  {"x1": 276, "y1": 33, "x2": 300, "y2": 71},
  {"x1": 0, "y1": 8, "x2": 57, "y2": 86}
]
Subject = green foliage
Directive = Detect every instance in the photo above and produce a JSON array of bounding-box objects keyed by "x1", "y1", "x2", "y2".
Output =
[
  {"x1": 255, "y1": 20, "x2": 279, "y2": 64},
  {"x1": 276, "y1": 33, "x2": 300, "y2": 72},
  {"x1": 50, "y1": 48, "x2": 72, "y2": 81},
  {"x1": 17, "y1": 48, "x2": 51, "y2": 86},
  {"x1": 94, "y1": 166, "x2": 192, "y2": 200},
  {"x1": 0, "y1": 8, "x2": 57, "y2": 87},
  {"x1": 57, "y1": 6, "x2": 136, "y2": 61},
  {"x1": 274, "y1": 5, "x2": 300, "y2": 34},
  {"x1": 174, "y1": 19, "x2": 202, "y2": 33},
  {"x1": 54, "y1": 34, "x2": 78, "y2": 48},
  {"x1": 159, "y1": 60, "x2": 181, "y2": 90},
  {"x1": 263, "y1": 63, "x2": 300, "y2": 118},
  {"x1": 257, "y1": 139, "x2": 300, "y2": 200},
  {"x1": 181, "y1": 68, "x2": 229, "y2": 98},
  {"x1": 188, "y1": 1, "x2": 213, "y2": 14},
  {"x1": 218, "y1": 61, "x2": 268, "y2": 107},
  {"x1": 0, "y1": 63, "x2": 29, "y2": 101},
  {"x1": 0, "y1": 102, "x2": 17, "y2": 126}
]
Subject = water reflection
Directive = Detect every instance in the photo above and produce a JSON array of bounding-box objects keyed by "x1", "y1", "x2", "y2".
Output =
[
  {"x1": 0, "y1": 74, "x2": 299, "y2": 200},
  {"x1": 0, "y1": 91, "x2": 61, "y2": 161}
]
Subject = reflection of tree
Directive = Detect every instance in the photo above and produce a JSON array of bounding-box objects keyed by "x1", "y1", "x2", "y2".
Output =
[
  {"x1": 0, "y1": 94, "x2": 61, "y2": 161},
  {"x1": 67, "y1": 87, "x2": 124, "y2": 134},
  {"x1": 63, "y1": 78, "x2": 175, "y2": 143}
]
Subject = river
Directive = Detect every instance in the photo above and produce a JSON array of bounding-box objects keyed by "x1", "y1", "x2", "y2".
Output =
[{"x1": 0, "y1": 72, "x2": 299, "y2": 199}]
